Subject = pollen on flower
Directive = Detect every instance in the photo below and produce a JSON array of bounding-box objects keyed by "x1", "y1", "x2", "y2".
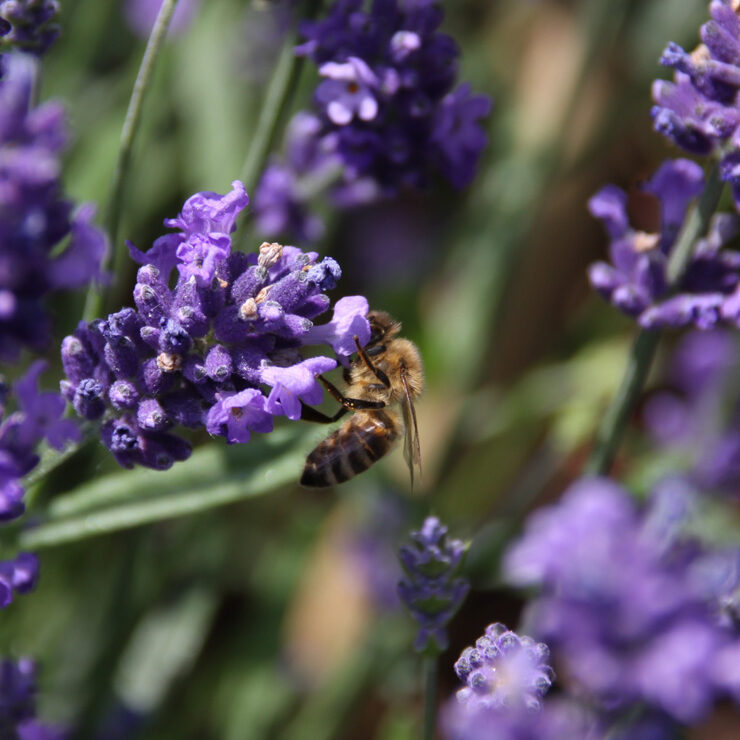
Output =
[
  {"x1": 258, "y1": 241, "x2": 283, "y2": 269},
  {"x1": 239, "y1": 298, "x2": 258, "y2": 320},
  {"x1": 633, "y1": 231, "x2": 661, "y2": 252},
  {"x1": 157, "y1": 352, "x2": 182, "y2": 372}
]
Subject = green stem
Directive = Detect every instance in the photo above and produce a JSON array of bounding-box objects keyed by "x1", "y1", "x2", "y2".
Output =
[
  {"x1": 239, "y1": 0, "x2": 321, "y2": 195},
  {"x1": 239, "y1": 40, "x2": 302, "y2": 192},
  {"x1": 585, "y1": 164, "x2": 724, "y2": 476},
  {"x1": 84, "y1": 0, "x2": 179, "y2": 321},
  {"x1": 423, "y1": 655, "x2": 438, "y2": 740}
]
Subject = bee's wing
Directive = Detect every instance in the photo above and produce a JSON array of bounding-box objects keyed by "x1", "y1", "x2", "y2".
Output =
[{"x1": 400, "y1": 365, "x2": 422, "y2": 486}]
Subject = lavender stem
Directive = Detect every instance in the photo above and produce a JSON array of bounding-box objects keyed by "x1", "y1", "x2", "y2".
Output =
[
  {"x1": 84, "y1": 0, "x2": 179, "y2": 321},
  {"x1": 423, "y1": 655, "x2": 438, "y2": 740}
]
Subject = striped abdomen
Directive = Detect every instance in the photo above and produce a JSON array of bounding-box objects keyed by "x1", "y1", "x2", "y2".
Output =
[{"x1": 301, "y1": 411, "x2": 399, "y2": 487}]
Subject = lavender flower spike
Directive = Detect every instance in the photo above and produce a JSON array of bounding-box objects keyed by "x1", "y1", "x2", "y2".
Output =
[
  {"x1": 0, "y1": 1, "x2": 60, "y2": 58},
  {"x1": 64, "y1": 182, "x2": 371, "y2": 470},
  {"x1": 651, "y1": 1, "x2": 740, "y2": 209},
  {"x1": 398, "y1": 516, "x2": 469, "y2": 653},
  {"x1": 588, "y1": 159, "x2": 740, "y2": 329},
  {"x1": 454, "y1": 623, "x2": 554, "y2": 712},
  {"x1": 0, "y1": 53, "x2": 107, "y2": 360}
]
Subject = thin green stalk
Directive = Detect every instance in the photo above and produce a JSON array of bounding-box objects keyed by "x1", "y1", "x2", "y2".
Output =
[
  {"x1": 239, "y1": 39, "x2": 302, "y2": 192},
  {"x1": 423, "y1": 655, "x2": 438, "y2": 740},
  {"x1": 585, "y1": 164, "x2": 724, "y2": 475},
  {"x1": 84, "y1": 0, "x2": 178, "y2": 321}
]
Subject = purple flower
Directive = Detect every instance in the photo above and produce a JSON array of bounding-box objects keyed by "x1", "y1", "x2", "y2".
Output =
[
  {"x1": 432, "y1": 84, "x2": 492, "y2": 190},
  {"x1": 588, "y1": 159, "x2": 740, "y2": 329},
  {"x1": 0, "y1": 1, "x2": 60, "y2": 57},
  {"x1": 0, "y1": 657, "x2": 36, "y2": 732},
  {"x1": 123, "y1": 0, "x2": 199, "y2": 39},
  {"x1": 0, "y1": 552, "x2": 39, "y2": 608},
  {"x1": 503, "y1": 477, "x2": 740, "y2": 723},
  {"x1": 254, "y1": 0, "x2": 491, "y2": 241},
  {"x1": 651, "y1": 1, "x2": 740, "y2": 209},
  {"x1": 63, "y1": 183, "x2": 370, "y2": 470},
  {"x1": 442, "y1": 697, "x2": 593, "y2": 740},
  {"x1": 397, "y1": 516, "x2": 469, "y2": 653},
  {"x1": 1, "y1": 362, "x2": 78, "y2": 523},
  {"x1": 205, "y1": 388, "x2": 273, "y2": 443},
  {"x1": 316, "y1": 57, "x2": 379, "y2": 125},
  {"x1": 0, "y1": 658, "x2": 66, "y2": 739},
  {"x1": 454, "y1": 623, "x2": 554, "y2": 713},
  {"x1": 0, "y1": 53, "x2": 107, "y2": 361},
  {"x1": 261, "y1": 355, "x2": 337, "y2": 420},
  {"x1": 253, "y1": 113, "x2": 339, "y2": 243}
]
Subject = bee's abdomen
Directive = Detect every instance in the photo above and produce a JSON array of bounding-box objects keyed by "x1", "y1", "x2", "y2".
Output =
[{"x1": 301, "y1": 412, "x2": 398, "y2": 488}]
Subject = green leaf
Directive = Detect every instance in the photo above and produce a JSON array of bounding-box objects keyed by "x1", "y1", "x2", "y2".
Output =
[{"x1": 20, "y1": 427, "x2": 324, "y2": 549}]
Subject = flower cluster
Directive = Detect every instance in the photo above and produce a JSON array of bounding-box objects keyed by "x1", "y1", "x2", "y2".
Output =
[
  {"x1": 254, "y1": 0, "x2": 491, "y2": 241},
  {"x1": 0, "y1": 658, "x2": 65, "y2": 739},
  {"x1": 652, "y1": 0, "x2": 740, "y2": 208},
  {"x1": 454, "y1": 623, "x2": 554, "y2": 713},
  {"x1": 397, "y1": 516, "x2": 469, "y2": 653},
  {"x1": 1, "y1": 362, "x2": 78, "y2": 523},
  {"x1": 0, "y1": 1, "x2": 59, "y2": 59},
  {"x1": 503, "y1": 477, "x2": 740, "y2": 725},
  {"x1": 588, "y1": 159, "x2": 740, "y2": 328},
  {"x1": 0, "y1": 53, "x2": 107, "y2": 361},
  {"x1": 61, "y1": 180, "x2": 370, "y2": 470}
]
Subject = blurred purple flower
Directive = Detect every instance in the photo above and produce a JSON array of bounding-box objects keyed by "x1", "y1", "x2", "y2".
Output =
[
  {"x1": 643, "y1": 329, "x2": 740, "y2": 497},
  {"x1": 588, "y1": 160, "x2": 740, "y2": 329},
  {"x1": 1, "y1": 361, "x2": 78, "y2": 523},
  {"x1": 0, "y1": 658, "x2": 66, "y2": 739},
  {"x1": 503, "y1": 477, "x2": 740, "y2": 723},
  {"x1": 0, "y1": 54, "x2": 107, "y2": 361},
  {"x1": 398, "y1": 516, "x2": 469, "y2": 653},
  {"x1": 454, "y1": 623, "x2": 554, "y2": 713},
  {"x1": 651, "y1": 1, "x2": 740, "y2": 209},
  {"x1": 442, "y1": 697, "x2": 596, "y2": 740},
  {"x1": 63, "y1": 183, "x2": 370, "y2": 470},
  {"x1": 123, "y1": 0, "x2": 199, "y2": 39},
  {"x1": 0, "y1": 1, "x2": 59, "y2": 57},
  {"x1": 0, "y1": 552, "x2": 39, "y2": 607},
  {"x1": 254, "y1": 0, "x2": 491, "y2": 242}
]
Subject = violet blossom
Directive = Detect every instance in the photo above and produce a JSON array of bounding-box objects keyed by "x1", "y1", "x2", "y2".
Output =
[
  {"x1": 0, "y1": 53, "x2": 107, "y2": 361},
  {"x1": 61, "y1": 181, "x2": 371, "y2": 470},
  {"x1": 397, "y1": 516, "x2": 469, "y2": 653},
  {"x1": 651, "y1": 1, "x2": 740, "y2": 209},
  {"x1": 1, "y1": 361, "x2": 78, "y2": 523},
  {"x1": 588, "y1": 159, "x2": 740, "y2": 329},
  {"x1": 0, "y1": 1, "x2": 59, "y2": 59},
  {"x1": 253, "y1": 0, "x2": 491, "y2": 242},
  {"x1": 503, "y1": 477, "x2": 740, "y2": 725},
  {"x1": 0, "y1": 658, "x2": 66, "y2": 739}
]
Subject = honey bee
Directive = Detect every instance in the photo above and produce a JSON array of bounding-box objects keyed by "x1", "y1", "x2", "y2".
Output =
[{"x1": 300, "y1": 311, "x2": 423, "y2": 487}]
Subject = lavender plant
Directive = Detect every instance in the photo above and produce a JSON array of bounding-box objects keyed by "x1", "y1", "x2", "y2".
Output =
[
  {"x1": 253, "y1": 0, "x2": 492, "y2": 241},
  {"x1": 6, "y1": 0, "x2": 740, "y2": 738}
]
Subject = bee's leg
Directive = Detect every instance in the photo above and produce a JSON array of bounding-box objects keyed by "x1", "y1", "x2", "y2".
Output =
[
  {"x1": 319, "y1": 376, "x2": 386, "y2": 410},
  {"x1": 300, "y1": 403, "x2": 348, "y2": 424},
  {"x1": 353, "y1": 336, "x2": 391, "y2": 388}
]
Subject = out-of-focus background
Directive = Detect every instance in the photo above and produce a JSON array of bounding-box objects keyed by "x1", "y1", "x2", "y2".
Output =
[{"x1": 3, "y1": 0, "x2": 736, "y2": 737}]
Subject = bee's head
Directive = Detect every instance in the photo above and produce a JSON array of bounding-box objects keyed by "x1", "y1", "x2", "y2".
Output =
[{"x1": 367, "y1": 310, "x2": 401, "y2": 345}]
